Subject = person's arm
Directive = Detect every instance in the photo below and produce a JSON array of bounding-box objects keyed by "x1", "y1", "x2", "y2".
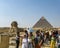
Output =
[
  {"x1": 44, "y1": 35, "x2": 46, "y2": 41},
  {"x1": 33, "y1": 38, "x2": 35, "y2": 47},
  {"x1": 39, "y1": 35, "x2": 43, "y2": 46},
  {"x1": 20, "y1": 35, "x2": 24, "y2": 38},
  {"x1": 39, "y1": 40, "x2": 43, "y2": 46}
]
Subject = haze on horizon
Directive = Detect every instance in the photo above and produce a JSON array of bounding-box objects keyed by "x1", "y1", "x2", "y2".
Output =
[{"x1": 0, "y1": 0, "x2": 60, "y2": 28}]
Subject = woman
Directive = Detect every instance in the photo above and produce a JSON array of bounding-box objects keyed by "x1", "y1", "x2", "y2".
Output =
[
  {"x1": 30, "y1": 32, "x2": 35, "y2": 48},
  {"x1": 22, "y1": 35, "x2": 28, "y2": 48},
  {"x1": 50, "y1": 34, "x2": 56, "y2": 48},
  {"x1": 34, "y1": 30, "x2": 43, "y2": 48},
  {"x1": 28, "y1": 34, "x2": 33, "y2": 48}
]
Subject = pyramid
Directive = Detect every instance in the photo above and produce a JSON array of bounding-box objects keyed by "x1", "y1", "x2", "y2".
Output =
[{"x1": 33, "y1": 16, "x2": 53, "y2": 28}]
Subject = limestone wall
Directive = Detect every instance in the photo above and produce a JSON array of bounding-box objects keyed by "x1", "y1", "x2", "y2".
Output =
[
  {"x1": 0, "y1": 34, "x2": 9, "y2": 48},
  {"x1": 0, "y1": 27, "x2": 24, "y2": 33}
]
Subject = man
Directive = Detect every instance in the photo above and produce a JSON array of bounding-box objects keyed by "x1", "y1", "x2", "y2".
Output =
[{"x1": 16, "y1": 32, "x2": 20, "y2": 48}]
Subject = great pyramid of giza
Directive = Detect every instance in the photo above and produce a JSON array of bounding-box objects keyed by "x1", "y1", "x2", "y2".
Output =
[{"x1": 33, "y1": 16, "x2": 53, "y2": 28}]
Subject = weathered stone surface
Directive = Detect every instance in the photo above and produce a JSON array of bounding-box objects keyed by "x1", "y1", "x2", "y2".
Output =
[
  {"x1": 33, "y1": 16, "x2": 53, "y2": 28},
  {"x1": 0, "y1": 34, "x2": 9, "y2": 48}
]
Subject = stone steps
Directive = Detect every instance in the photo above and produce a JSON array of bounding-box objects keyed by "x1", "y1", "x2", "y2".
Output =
[{"x1": 9, "y1": 37, "x2": 16, "y2": 46}]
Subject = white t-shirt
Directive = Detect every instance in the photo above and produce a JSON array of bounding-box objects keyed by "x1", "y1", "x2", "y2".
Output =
[
  {"x1": 28, "y1": 38, "x2": 32, "y2": 43},
  {"x1": 22, "y1": 38, "x2": 28, "y2": 43},
  {"x1": 22, "y1": 38, "x2": 28, "y2": 48}
]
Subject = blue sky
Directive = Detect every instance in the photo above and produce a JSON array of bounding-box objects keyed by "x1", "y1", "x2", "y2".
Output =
[{"x1": 0, "y1": 0, "x2": 60, "y2": 28}]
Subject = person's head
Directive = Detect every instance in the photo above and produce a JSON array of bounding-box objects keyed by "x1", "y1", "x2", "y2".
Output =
[
  {"x1": 28, "y1": 34, "x2": 31, "y2": 39},
  {"x1": 30, "y1": 32, "x2": 33, "y2": 36},
  {"x1": 24, "y1": 35, "x2": 27, "y2": 38},
  {"x1": 36, "y1": 30, "x2": 40, "y2": 36},
  {"x1": 25, "y1": 30, "x2": 28, "y2": 34}
]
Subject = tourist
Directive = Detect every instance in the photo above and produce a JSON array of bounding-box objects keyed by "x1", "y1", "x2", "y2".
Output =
[
  {"x1": 25, "y1": 30, "x2": 28, "y2": 38},
  {"x1": 45, "y1": 31, "x2": 49, "y2": 45},
  {"x1": 57, "y1": 31, "x2": 60, "y2": 48},
  {"x1": 34, "y1": 30, "x2": 43, "y2": 48},
  {"x1": 28, "y1": 34, "x2": 33, "y2": 48},
  {"x1": 20, "y1": 30, "x2": 29, "y2": 48},
  {"x1": 30, "y1": 32, "x2": 35, "y2": 48},
  {"x1": 50, "y1": 34, "x2": 56, "y2": 48},
  {"x1": 16, "y1": 34, "x2": 20, "y2": 48},
  {"x1": 49, "y1": 31, "x2": 52, "y2": 41},
  {"x1": 40, "y1": 31, "x2": 44, "y2": 45},
  {"x1": 21, "y1": 35, "x2": 28, "y2": 48},
  {"x1": 44, "y1": 32, "x2": 47, "y2": 45}
]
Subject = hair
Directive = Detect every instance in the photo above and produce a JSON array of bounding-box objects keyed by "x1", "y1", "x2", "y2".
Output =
[
  {"x1": 30, "y1": 32, "x2": 33, "y2": 36},
  {"x1": 25, "y1": 30, "x2": 28, "y2": 33},
  {"x1": 36, "y1": 30, "x2": 40, "y2": 34},
  {"x1": 24, "y1": 35, "x2": 27, "y2": 38}
]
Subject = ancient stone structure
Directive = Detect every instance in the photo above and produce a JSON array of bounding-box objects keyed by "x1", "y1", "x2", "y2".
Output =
[
  {"x1": 9, "y1": 21, "x2": 19, "y2": 46},
  {"x1": 9, "y1": 21, "x2": 19, "y2": 35},
  {"x1": 0, "y1": 34, "x2": 9, "y2": 48},
  {"x1": 0, "y1": 21, "x2": 25, "y2": 48},
  {"x1": 0, "y1": 21, "x2": 24, "y2": 33},
  {"x1": 33, "y1": 16, "x2": 53, "y2": 29}
]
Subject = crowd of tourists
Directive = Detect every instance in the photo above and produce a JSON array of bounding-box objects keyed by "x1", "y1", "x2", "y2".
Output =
[{"x1": 16, "y1": 29, "x2": 60, "y2": 48}]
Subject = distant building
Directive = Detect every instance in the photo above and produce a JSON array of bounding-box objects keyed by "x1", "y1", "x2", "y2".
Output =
[{"x1": 33, "y1": 16, "x2": 53, "y2": 29}]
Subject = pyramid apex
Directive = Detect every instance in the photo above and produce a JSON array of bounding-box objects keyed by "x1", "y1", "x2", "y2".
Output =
[{"x1": 41, "y1": 16, "x2": 45, "y2": 20}]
